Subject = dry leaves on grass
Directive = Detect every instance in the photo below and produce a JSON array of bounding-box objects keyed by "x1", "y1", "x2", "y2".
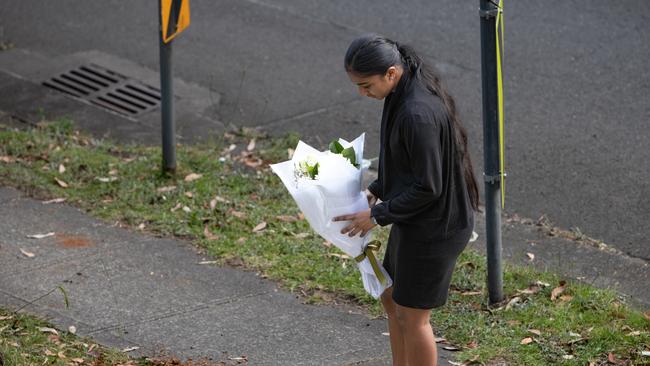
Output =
[
  {"x1": 204, "y1": 226, "x2": 220, "y2": 241},
  {"x1": 58, "y1": 164, "x2": 66, "y2": 174},
  {"x1": 276, "y1": 215, "x2": 299, "y2": 222},
  {"x1": 184, "y1": 173, "x2": 203, "y2": 182},
  {"x1": 54, "y1": 177, "x2": 68, "y2": 188},
  {"x1": 247, "y1": 139, "x2": 256, "y2": 151},
  {"x1": 157, "y1": 186, "x2": 177, "y2": 193},
  {"x1": 520, "y1": 337, "x2": 534, "y2": 345},
  {"x1": 252, "y1": 222, "x2": 267, "y2": 232},
  {"x1": 0, "y1": 156, "x2": 16, "y2": 163},
  {"x1": 526, "y1": 252, "x2": 535, "y2": 261},
  {"x1": 551, "y1": 280, "x2": 567, "y2": 301}
]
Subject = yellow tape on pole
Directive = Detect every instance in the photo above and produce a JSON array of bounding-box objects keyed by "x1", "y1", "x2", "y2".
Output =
[{"x1": 495, "y1": 0, "x2": 506, "y2": 209}]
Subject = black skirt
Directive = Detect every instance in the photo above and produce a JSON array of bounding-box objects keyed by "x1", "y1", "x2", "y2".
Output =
[{"x1": 382, "y1": 217, "x2": 474, "y2": 309}]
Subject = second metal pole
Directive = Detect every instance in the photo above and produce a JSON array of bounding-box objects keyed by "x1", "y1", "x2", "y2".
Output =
[
  {"x1": 479, "y1": 0, "x2": 504, "y2": 304},
  {"x1": 159, "y1": 2, "x2": 177, "y2": 173}
]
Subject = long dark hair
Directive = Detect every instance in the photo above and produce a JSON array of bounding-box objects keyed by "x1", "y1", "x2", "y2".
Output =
[{"x1": 345, "y1": 34, "x2": 480, "y2": 211}]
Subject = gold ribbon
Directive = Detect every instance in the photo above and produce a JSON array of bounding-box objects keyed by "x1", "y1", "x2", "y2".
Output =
[
  {"x1": 355, "y1": 240, "x2": 386, "y2": 285},
  {"x1": 495, "y1": 0, "x2": 506, "y2": 209}
]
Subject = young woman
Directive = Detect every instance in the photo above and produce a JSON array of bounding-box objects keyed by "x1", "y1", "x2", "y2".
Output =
[{"x1": 333, "y1": 34, "x2": 480, "y2": 365}]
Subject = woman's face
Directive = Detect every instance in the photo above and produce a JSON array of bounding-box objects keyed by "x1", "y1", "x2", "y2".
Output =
[{"x1": 348, "y1": 66, "x2": 400, "y2": 100}]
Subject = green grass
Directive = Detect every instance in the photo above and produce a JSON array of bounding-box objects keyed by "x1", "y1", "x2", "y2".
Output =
[
  {"x1": 0, "y1": 308, "x2": 136, "y2": 366},
  {"x1": 0, "y1": 119, "x2": 648, "y2": 365}
]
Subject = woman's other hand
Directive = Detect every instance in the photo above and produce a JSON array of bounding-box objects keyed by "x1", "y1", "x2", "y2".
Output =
[
  {"x1": 365, "y1": 189, "x2": 378, "y2": 207},
  {"x1": 333, "y1": 209, "x2": 376, "y2": 237}
]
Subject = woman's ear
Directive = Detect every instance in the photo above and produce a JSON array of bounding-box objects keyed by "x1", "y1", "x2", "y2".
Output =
[{"x1": 386, "y1": 66, "x2": 398, "y2": 81}]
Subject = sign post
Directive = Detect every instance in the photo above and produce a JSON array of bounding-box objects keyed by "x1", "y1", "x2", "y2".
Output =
[
  {"x1": 158, "y1": 0, "x2": 190, "y2": 173},
  {"x1": 479, "y1": 0, "x2": 506, "y2": 304}
]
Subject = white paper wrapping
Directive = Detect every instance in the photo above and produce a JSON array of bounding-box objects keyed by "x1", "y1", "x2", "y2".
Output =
[{"x1": 270, "y1": 133, "x2": 392, "y2": 298}]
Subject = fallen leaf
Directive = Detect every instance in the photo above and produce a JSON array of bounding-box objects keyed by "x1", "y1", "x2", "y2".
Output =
[
  {"x1": 244, "y1": 157, "x2": 263, "y2": 168},
  {"x1": 465, "y1": 341, "x2": 478, "y2": 349},
  {"x1": 44, "y1": 349, "x2": 56, "y2": 356},
  {"x1": 227, "y1": 144, "x2": 237, "y2": 152},
  {"x1": 157, "y1": 186, "x2": 177, "y2": 193},
  {"x1": 27, "y1": 232, "x2": 55, "y2": 239},
  {"x1": 209, "y1": 199, "x2": 218, "y2": 210},
  {"x1": 182, "y1": 206, "x2": 191, "y2": 213},
  {"x1": 460, "y1": 290, "x2": 482, "y2": 296},
  {"x1": 517, "y1": 285, "x2": 542, "y2": 295},
  {"x1": 214, "y1": 196, "x2": 230, "y2": 203},
  {"x1": 58, "y1": 350, "x2": 66, "y2": 359},
  {"x1": 38, "y1": 327, "x2": 59, "y2": 335},
  {"x1": 68, "y1": 325, "x2": 76, "y2": 334},
  {"x1": 198, "y1": 260, "x2": 219, "y2": 265},
  {"x1": 559, "y1": 295, "x2": 573, "y2": 302},
  {"x1": 184, "y1": 173, "x2": 203, "y2": 182},
  {"x1": 551, "y1": 281, "x2": 566, "y2": 301},
  {"x1": 204, "y1": 226, "x2": 220, "y2": 240},
  {"x1": 520, "y1": 337, "x2": 534, "y2": 345},
  {"x1": 297, "y1": 213, "x2": 305, "y2": 220},
  {"x1": 627, "y1": 331, "x2": 641, "y2": 336},
  {"x1": 247, "y1": 139, "x2": 256, "y2": 151},
  {"x1": 608, "y1": 352, "x2": 617, "y2": 363},
  {"x1": 121, "y1": 346, "x2": 140, "y2": 352},
  {"x1": 0, "y1": 156, "x2": 16, "y2": 163},
  {"x1": 276, "y1": 215, "x2": 299, "y2": 222},
  {"x1": 96, "y1": 177, "x2": 117, "y2": 183},
  {"x1": 54, "y1": 177, "x2": 68, "y2": 188},
  {"x1": 170, "y1": 202, "x2": 182, "y2": 212},
  {"x1": 442, "y1": 345, "x2": 461, "y2": 351},
  {"x1": 138, "y1": 223, "x2": 145, "y2": 230},
  {"x1": 526, "y1": 252, "x2": 535, "y2": 261},
  {"x1": 535, "y1": 280, "x2": 551, "y2": 288},
  {"x1": 322, "y1": 240, "x2": 332, "y2": 248},
  {"x1": 43, "y1": 198, "x2": 66, "y2": 204},
  {"x1": 568, "y1": 331, "x2": 581, "y2": 337},
  {"x1": 505, "y1": 296, "x2": 521, "y2": 310},
  {"x1": 20, "y1": 248, "x2": 35, "y2": 258},
  {"x1": 293, "y1": 232, "x2": 310, "y2": 239},
  {"x1": 108, "y1": 169, "x2": 118, "y2": 176},
  {"x1": 229, "y1": 210, "x2": 246, "y2": 219},
  {"x1": 252, "y1": 222, "x2": 267, "y2": 232},
  {"x1": 0, "y1": 315, "x2": 13, "y2": 320},
  {"x1": 58, "y1": 164, "x2": 66, "y2": 174},
  {"x1": 528, "y1": 329, "x2": 542, "y2": 336},
  {"x1": 184, "y1": 192, "x2": 194, "y2": 198}
]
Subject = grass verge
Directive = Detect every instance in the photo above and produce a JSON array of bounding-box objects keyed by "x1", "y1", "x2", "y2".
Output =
[{"x1": 0, "y1": 119, "x2": 648, "y2": 365}]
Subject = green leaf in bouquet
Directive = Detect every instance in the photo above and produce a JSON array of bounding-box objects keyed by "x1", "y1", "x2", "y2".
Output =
[
  {"x1": 307, "y1": 162, "x2": 319, "y2": 179},
  {"x1": 329, "y1": 140, "x2": 344, "y2": 154},
  {"x1": 341, "y1": 147, "x2": 359, "y2": 168}
]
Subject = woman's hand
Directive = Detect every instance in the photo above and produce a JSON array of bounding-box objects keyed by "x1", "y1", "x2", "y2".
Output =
[
  {"x1": 365, "y1": 189, "x2": 378, "y2": 207},
  {"x1": 333, "y1": 208, "x2": 376, "y2": 238}
]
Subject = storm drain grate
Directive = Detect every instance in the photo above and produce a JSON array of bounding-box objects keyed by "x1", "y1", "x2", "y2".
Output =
[{"x1": 42, "y1": 64, "x2": 161, "y2": 117}]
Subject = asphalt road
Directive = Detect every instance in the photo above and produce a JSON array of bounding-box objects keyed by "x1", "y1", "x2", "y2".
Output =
[{"x1": 0, "y1": 1, "x2": 648, "y2": 260}]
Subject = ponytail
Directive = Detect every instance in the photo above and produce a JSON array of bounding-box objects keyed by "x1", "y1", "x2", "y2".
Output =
[{"x1": 346, "y1": 34, "x2": 480, "y2": 211}]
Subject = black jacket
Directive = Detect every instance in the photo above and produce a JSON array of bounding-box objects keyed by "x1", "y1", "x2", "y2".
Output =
[{"x1": 368, "y1": 70, "x2": 474, "y2": 239}]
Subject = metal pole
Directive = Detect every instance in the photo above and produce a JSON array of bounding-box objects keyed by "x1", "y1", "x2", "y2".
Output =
[
  {"x1": 159, "y1": 1, "x2": 176, "y2": 173},
  {"x1": 479, "y1": 0, "x2": 504, "y2": 304}
]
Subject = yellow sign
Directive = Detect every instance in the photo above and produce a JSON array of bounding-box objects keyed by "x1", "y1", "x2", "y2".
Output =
[{"x1": 161, "y1": 0, "x2": 190, "y2": 43}]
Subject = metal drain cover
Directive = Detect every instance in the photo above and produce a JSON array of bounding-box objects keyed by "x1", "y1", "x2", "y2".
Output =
[{"x1": 42, "y1": 64, "x2": 161, "y2": 117}]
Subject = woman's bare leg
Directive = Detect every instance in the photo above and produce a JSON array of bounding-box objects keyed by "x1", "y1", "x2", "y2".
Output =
[
  {"x1": 394, "y1": 303, "x2": 437, "y2": 366},
  {"x1": 381, "y1": 287, "x2": 408, "y2": 365}
]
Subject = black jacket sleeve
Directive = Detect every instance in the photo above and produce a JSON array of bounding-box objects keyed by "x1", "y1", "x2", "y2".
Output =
[
  {"x1": 370, "y1": 106, "x2": 443, "y2": 226},
  {"x1": 367, "y1": 179, "x2": 381, "y2": 198}
]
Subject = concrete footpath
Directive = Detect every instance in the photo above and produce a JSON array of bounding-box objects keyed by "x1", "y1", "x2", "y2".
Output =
[{"x1": 0, "y1": 187, "x2": 457, "y2": 365}]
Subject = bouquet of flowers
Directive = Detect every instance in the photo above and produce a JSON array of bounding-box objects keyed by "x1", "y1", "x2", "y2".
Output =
[{"x1": 270, "y1": 133, "x2": 392, "y2": 299}]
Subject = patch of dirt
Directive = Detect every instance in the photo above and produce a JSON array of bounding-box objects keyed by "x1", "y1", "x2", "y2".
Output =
[{"x1": 56, "y1": 233, "x2": 94, "y2": 248}]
